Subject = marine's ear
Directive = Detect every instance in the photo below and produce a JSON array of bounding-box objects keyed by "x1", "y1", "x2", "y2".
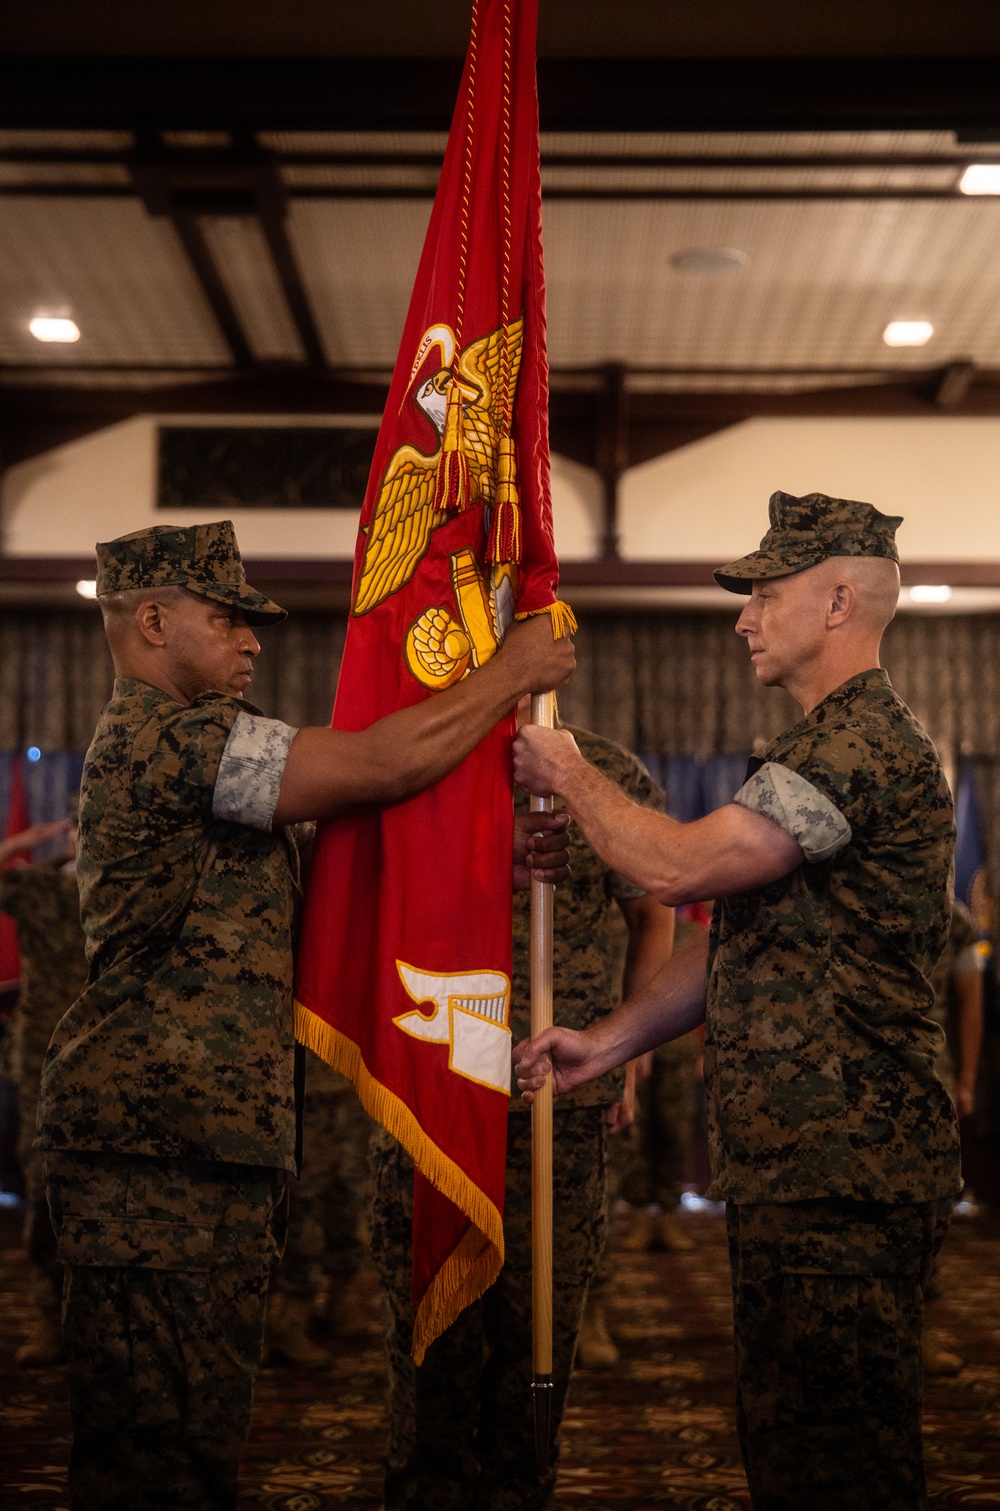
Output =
[
  {"x1": 135, "y1": 597, "x2": 171, "y2": 647},
  {"x1": 826, "y1": 579, "x2": 858, "y2": 629}
]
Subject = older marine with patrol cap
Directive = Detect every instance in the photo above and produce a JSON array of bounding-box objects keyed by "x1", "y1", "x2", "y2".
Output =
[
  {"x1": 38, "y1": 519, "x2": 575, "y2": 1511},
  {"x1": 513, "y1": 490, "x2": 961, "y2": 1511}
]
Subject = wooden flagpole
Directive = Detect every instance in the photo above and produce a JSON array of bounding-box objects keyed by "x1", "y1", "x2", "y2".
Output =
[{"x1": 529, "y1": 689, "x2": 555, "y2": 1472}]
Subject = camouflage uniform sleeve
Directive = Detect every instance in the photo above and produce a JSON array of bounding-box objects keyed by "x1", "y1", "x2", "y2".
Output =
[
  {"x1": 212, "y1": 711, "x2": 299, "y2": 832},
  {"x1": 733, "y1": 761, "x2": 852, "y2": 862},
  {"x1": 130, "y1": 694, "x2": 247, "y2": 826},
  {"x1": 608, "y1": 754, "x2": 665, "y2": 903},
  {"x1": 747, "y1": 720, "x2": 901, "y2": 859}
]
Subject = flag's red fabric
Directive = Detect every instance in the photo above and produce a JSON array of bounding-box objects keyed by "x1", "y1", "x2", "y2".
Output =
[
  {"x1": 0, "y1": 758, "x2": 30, "y2": 985},
  {"x1": 295, "y1": 0, "x2": 568, "y2": 1362}
]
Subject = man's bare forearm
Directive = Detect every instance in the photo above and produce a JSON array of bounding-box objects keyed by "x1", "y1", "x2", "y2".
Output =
[
  {"x1": 538, "y1": 752, "x2": 801, "y2": 904},
  {"x1": 275, "y1": 615, "x2": 575, "y2": 825},
  {"x1": 555, "y1": 759, "x2": 711, "y2": 903},
  {"x1": 356, "y1": 653, "x2": 524, "y2": 803},
  {"x1": 581, "y1": 932, "x2": 709, "y2": 1076},
  {"x1": 619, "y1": 895, "x2": 676, "y2": 998},
  {"x1": 277, "y1": 654, "x2": 523, "y2": 822}
]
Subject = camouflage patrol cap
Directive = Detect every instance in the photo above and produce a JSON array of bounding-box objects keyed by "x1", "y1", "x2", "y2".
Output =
[
  {"x1": 714, "y1": 490, "x2": 903, "y2": 594},
  {"x1": 95, "y1": 520, "x2": 286, "y2": 625}
]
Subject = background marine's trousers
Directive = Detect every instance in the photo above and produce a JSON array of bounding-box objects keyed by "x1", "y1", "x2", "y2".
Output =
[
  {"x1": 727, "y1": 1196, "x2": 953, "y2": 1511},
  {"x1": 370, "y1": 1106, "x2": 608, "y2": 1511},
  {"x1": 44, "y1": 1151, "x2": 286, "y2": 1511},
  {"x1": 269, "y1": 1056, "x2": 370, "y2": 1303}
]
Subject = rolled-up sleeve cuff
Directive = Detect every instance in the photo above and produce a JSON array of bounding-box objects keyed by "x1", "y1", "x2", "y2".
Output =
[
  {"x1": 212, "y1": 712, "x2": 298, "y2": 832},
  {"x1": 733, "y1": 761, "x2": 852, "y2": 863}
]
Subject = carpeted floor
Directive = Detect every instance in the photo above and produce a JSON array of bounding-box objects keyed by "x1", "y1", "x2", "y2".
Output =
[{"x1": 2, "y1": 1204, "x2": 999, "y2": 1510}]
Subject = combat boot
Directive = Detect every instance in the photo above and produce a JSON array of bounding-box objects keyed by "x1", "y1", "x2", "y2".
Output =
[
  {"x1": 922, "y1": 1329, "x2": 963, "y2": 1377},
  {"x1": 15, "y1": 1312, "x2": 65, "y2": 1368},
  {"x1": 263, "y1": 1295, "x2": 332, "y2": 1369},
  {"x1": 652, "y1": 1211, "x2": 695, "y2": 1252},
  {"x1": 576, "y1": 1300, "x2": 619, "y2": 1369},
  {"x1": 618, "y1": 1206, "x2": 655, "y2": 1251}
]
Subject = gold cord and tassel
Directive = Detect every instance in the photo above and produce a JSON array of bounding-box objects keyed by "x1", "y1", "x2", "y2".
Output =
[
  {"x1": 486, "y1": 434, "x2": 522, "y2": 564},
  {"x1": 434, "y1": 380, "x2": 472, "y2": 514},
  {"x1": 514, "y1": 600, "x2": 578, "y2": 639}
]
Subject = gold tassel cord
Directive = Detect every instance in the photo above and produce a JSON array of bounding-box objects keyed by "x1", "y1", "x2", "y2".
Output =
[
  {"x1": 434, "y1": 379, "x2": 473, "y2": 513},
  {"x1": 514, "y1": 600, "x2": 578, "y2": 639},
  {"x1": 486, "y1": 434, "x2": 522, "y2": 564}
]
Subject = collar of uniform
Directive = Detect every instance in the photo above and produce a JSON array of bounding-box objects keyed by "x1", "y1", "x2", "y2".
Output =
[
  {"x1": 110, "y1": 676, "x2": 263, "y2": 717},
  {"x1": 789, "y1": 666, "x2": 891, "y2": 736}
]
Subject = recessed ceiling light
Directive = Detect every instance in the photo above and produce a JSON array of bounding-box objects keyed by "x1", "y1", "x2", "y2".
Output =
[
  {"x1": 670, "y1": 248, "x2": 750, "y2": 276},
  {"x1": 883, "y1": 320, "x2": 934, "y2": 348},
  {"x1": 959, "y1": 164, "x2": 1000, "y2": 196},
  {"x1": 75, "y1": 579, "x2": 98, "y2": 599},
  {"x1": 908, "y1": 584, "x2": 952, "y2": 603},
  {"x1": 29, "y1": 315, "x2": 80, "y2": 343}
]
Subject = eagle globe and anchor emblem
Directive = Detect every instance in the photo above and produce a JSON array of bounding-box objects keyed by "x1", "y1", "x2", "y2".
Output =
[{"x1": 352, "y1": 318, "x2": 524, "y2": 690}]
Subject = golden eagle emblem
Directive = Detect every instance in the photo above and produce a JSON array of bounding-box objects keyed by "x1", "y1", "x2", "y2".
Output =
[{"x1": 353, "y1": 318, "x2": 523, "y2": 617}]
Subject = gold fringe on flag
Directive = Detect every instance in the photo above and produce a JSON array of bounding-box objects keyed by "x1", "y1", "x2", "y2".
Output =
[
  {"x1": 434, "y1": 379, "x2": 473, "y2": 513},
  {"x1": 514, "y1": 600, "x2": 578, "y2": 639},
  {"x1": 486, "y1": 434, "x2": 522, "y2": 564},
  {"x1": 294, "y1": 1000, "x2": 504, "y2": 1364}
]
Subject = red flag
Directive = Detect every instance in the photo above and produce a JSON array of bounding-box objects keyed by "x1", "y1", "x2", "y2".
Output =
[
  {"x1": 295, "y1": 0, "x2": 571, "y2": 1362},
  {"x1": 0, "y1": 758, "x2": 30, "y2": 985}
]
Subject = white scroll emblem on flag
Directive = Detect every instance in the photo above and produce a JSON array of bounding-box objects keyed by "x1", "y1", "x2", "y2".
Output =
[{"x1": 393, "y1": 960, "x2": 512, "y2": 1094}]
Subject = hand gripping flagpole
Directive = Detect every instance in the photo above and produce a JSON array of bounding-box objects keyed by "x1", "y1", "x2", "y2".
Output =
[{"x1": 529, "y1": 689, "x2": 556, "y2": 1473}]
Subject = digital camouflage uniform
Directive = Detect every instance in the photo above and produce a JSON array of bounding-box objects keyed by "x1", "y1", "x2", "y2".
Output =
[
  {"x1": 370, "y1": 726, "x2": 662, "y2": 1511},
  {"x1": 615, "y1": 909, "x2": 704, "y2": 1217},
  {"x1": 709, "y1": 493, "x2": 962, "y2": 1511},
  {"x1": 0, "y1": 863, "x2": 88, "y2": 1321},
  {"x1": 37, "y1": 522, "x2": 301, "y2": 1511},
  {"x1": 270, "y1": 1052, "x2": 370, "y2": 1304},
  {"x1": 927, "y1": 898, "x2": 982, "y2": 1099}
]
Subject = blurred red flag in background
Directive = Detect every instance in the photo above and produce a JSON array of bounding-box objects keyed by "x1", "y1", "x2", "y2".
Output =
[
  {"x1": 294, "y1": 0, "x2": 572, "y2": 1361},
  {"x1": 0, "y1": 758, "x2": 30, "y2": 985}
]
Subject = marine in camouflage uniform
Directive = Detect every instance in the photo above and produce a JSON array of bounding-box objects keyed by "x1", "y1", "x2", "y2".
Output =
[
  {"x1": 515, "y1": 492, "x2": 962, "y2": 1511},
  {"x1": 926, "y1": 898, "x2": 984, "y2": 1108},
  {"x1": 707, "y1": 495, "x2": 961, "y2": 1510},
  {"x1": 614, "y1": 907, "x2": 704, "y2": 1252},
  {"x1": 370, "y1": 727, "x2": 664, "y2": 1511},
  {"x1": 37, "y1": 520, "x2": 575, "y2": 1510},
  {"x1": 0, "y1": 850, "x2": 88, "y2": 1364},
  {"x1": 265, "y1": 1052, "x2": 371, "y2": 1365},
  {"x1": 921, "y1": 898, "x2": 984, "y2": 1373},
  {"x1": 38, "y1": 523, "x2": 298, "y2": 1511}
]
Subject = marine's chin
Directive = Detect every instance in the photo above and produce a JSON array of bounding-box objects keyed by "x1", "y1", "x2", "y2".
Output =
[{"x1": 749, "y1": 655, "x2": 779, "y2": 686}]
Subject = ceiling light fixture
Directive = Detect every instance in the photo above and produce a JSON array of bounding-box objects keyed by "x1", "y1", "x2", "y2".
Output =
[
  {"x1": 908, "y1": 585, "x2": 952, "y2": 604},
  {"x1": 670, "y1": 248, "x2": 750, "y2": 276},
  {"x1": 29, "y1": 315, "x2": 81, "y2": 344},
  {"x1": 883, "y1": 320, "x2": 934, "y2": 348},
  {"x1": 959, "y1": 164, "x2": 1000, "y2": 196},
  {"x1": 75, "y1": 579, "x2": 98, "y2": 599}
]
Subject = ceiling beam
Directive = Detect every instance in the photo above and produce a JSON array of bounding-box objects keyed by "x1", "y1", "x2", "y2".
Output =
[
  {"x1": 595, "y1": 364, "x2": 627, "y2": 560},
  {"x1": 169, "y1": 211, "x2": 255, "y2": 367},
  {"x1": 254, "y1": 208, "x2": 327, "y2": 369},
  {"x1": 4, "y1": 556, "x2": 1000, "y2": 591},
  {"x1": 129, "y1": 135, "x2": 328, "y2": 369},
  {"x1": 3, "y1": 56, "x2": 1000, "y2": 136},
  {"x1": 7, "y1": 372, "x2": 1000, "y2": 472}
]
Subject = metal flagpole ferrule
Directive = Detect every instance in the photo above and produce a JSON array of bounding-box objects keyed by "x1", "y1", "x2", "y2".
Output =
[{"x1": 529, "y1": 689, "x2": 556, "y2": 1474}]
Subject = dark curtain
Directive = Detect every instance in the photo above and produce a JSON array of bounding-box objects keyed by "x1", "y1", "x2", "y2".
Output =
[{"x1": 3, "y1": 606, "x2": 1000, "y2": 764}]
